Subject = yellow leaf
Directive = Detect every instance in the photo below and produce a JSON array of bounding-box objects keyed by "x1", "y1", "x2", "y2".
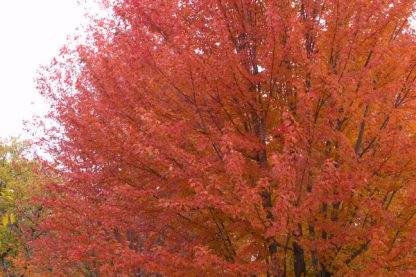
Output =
[
  {"x1": 9, "y1": 213, "x2": 15, "y2": 224},
  {"x1": 2, "y1": 215, "x2": 8, "y2": 227}
]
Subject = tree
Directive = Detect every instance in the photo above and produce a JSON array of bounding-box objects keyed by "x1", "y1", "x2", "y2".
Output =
[
  {"x1": 30, "y1": 0, "x2": 416, "y2": 276},
  {"x1": 0, "y1": 139, "x2": 44, "y2": 276}
]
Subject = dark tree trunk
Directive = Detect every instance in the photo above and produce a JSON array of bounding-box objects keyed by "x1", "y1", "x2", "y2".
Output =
[{"x1": 293, "y1": 242, "x2": 307, "y2": 277}]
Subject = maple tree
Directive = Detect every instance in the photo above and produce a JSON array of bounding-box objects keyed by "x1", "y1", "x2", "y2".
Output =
[{"x1": 27, "y1": 0, "x2": 416, "y2": 276}]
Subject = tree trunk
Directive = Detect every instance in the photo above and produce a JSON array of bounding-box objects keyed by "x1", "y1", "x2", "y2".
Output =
[{"x1": 293, "y1": 242, "x2": 307, "y2": 277}]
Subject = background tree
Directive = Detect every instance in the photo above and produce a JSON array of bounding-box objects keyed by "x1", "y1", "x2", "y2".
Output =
[
  {"x1": 30, "y1": 0, "x2": 416, "y2": 276},
  {"x1": 0, "y1": 139, "x2": 43, "y2": 276}
]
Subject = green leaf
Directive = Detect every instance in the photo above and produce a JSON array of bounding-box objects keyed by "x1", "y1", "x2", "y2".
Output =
[
  {"x1": 2, "y1": 215, "x2": 8, "y2": 227},
  {"x1": 9, "y1": 213, "x2": 15, "y2": 224}
]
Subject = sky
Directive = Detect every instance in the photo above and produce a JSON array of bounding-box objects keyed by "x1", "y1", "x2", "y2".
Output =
[{"x1": 0, "y1": 0, "x2": 88, "y2": 139}]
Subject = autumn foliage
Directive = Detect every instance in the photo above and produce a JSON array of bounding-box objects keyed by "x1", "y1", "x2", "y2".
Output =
[{"x1": 25, "y1": 0, "x2": 416, "y2": 276}]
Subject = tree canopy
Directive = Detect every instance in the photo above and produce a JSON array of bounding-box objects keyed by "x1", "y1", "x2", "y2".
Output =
[
  {"x1": 0, "y1": 139, "x2": 43, "y2": 276},
  {"x1": 26, "y1": 0, "x2": 416, "y2": 276}
]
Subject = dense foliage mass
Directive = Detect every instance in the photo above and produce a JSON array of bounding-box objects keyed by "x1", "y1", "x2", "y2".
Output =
[
  {"x1": 27, "y1": 0, "x2": 416, "y2": 276},
  {"x1": 0, "y1": 140, "x2": 43, "y2": 276}
]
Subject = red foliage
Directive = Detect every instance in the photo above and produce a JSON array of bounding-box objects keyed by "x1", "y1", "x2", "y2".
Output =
[{"x1": 26, "y1": 0, "x2": 416, "y2": 276}]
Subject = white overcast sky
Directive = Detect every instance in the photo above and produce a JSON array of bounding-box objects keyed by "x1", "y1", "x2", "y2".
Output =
[{"x1": 0, "y1": 0, "x2": 89, "y2": 139}]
